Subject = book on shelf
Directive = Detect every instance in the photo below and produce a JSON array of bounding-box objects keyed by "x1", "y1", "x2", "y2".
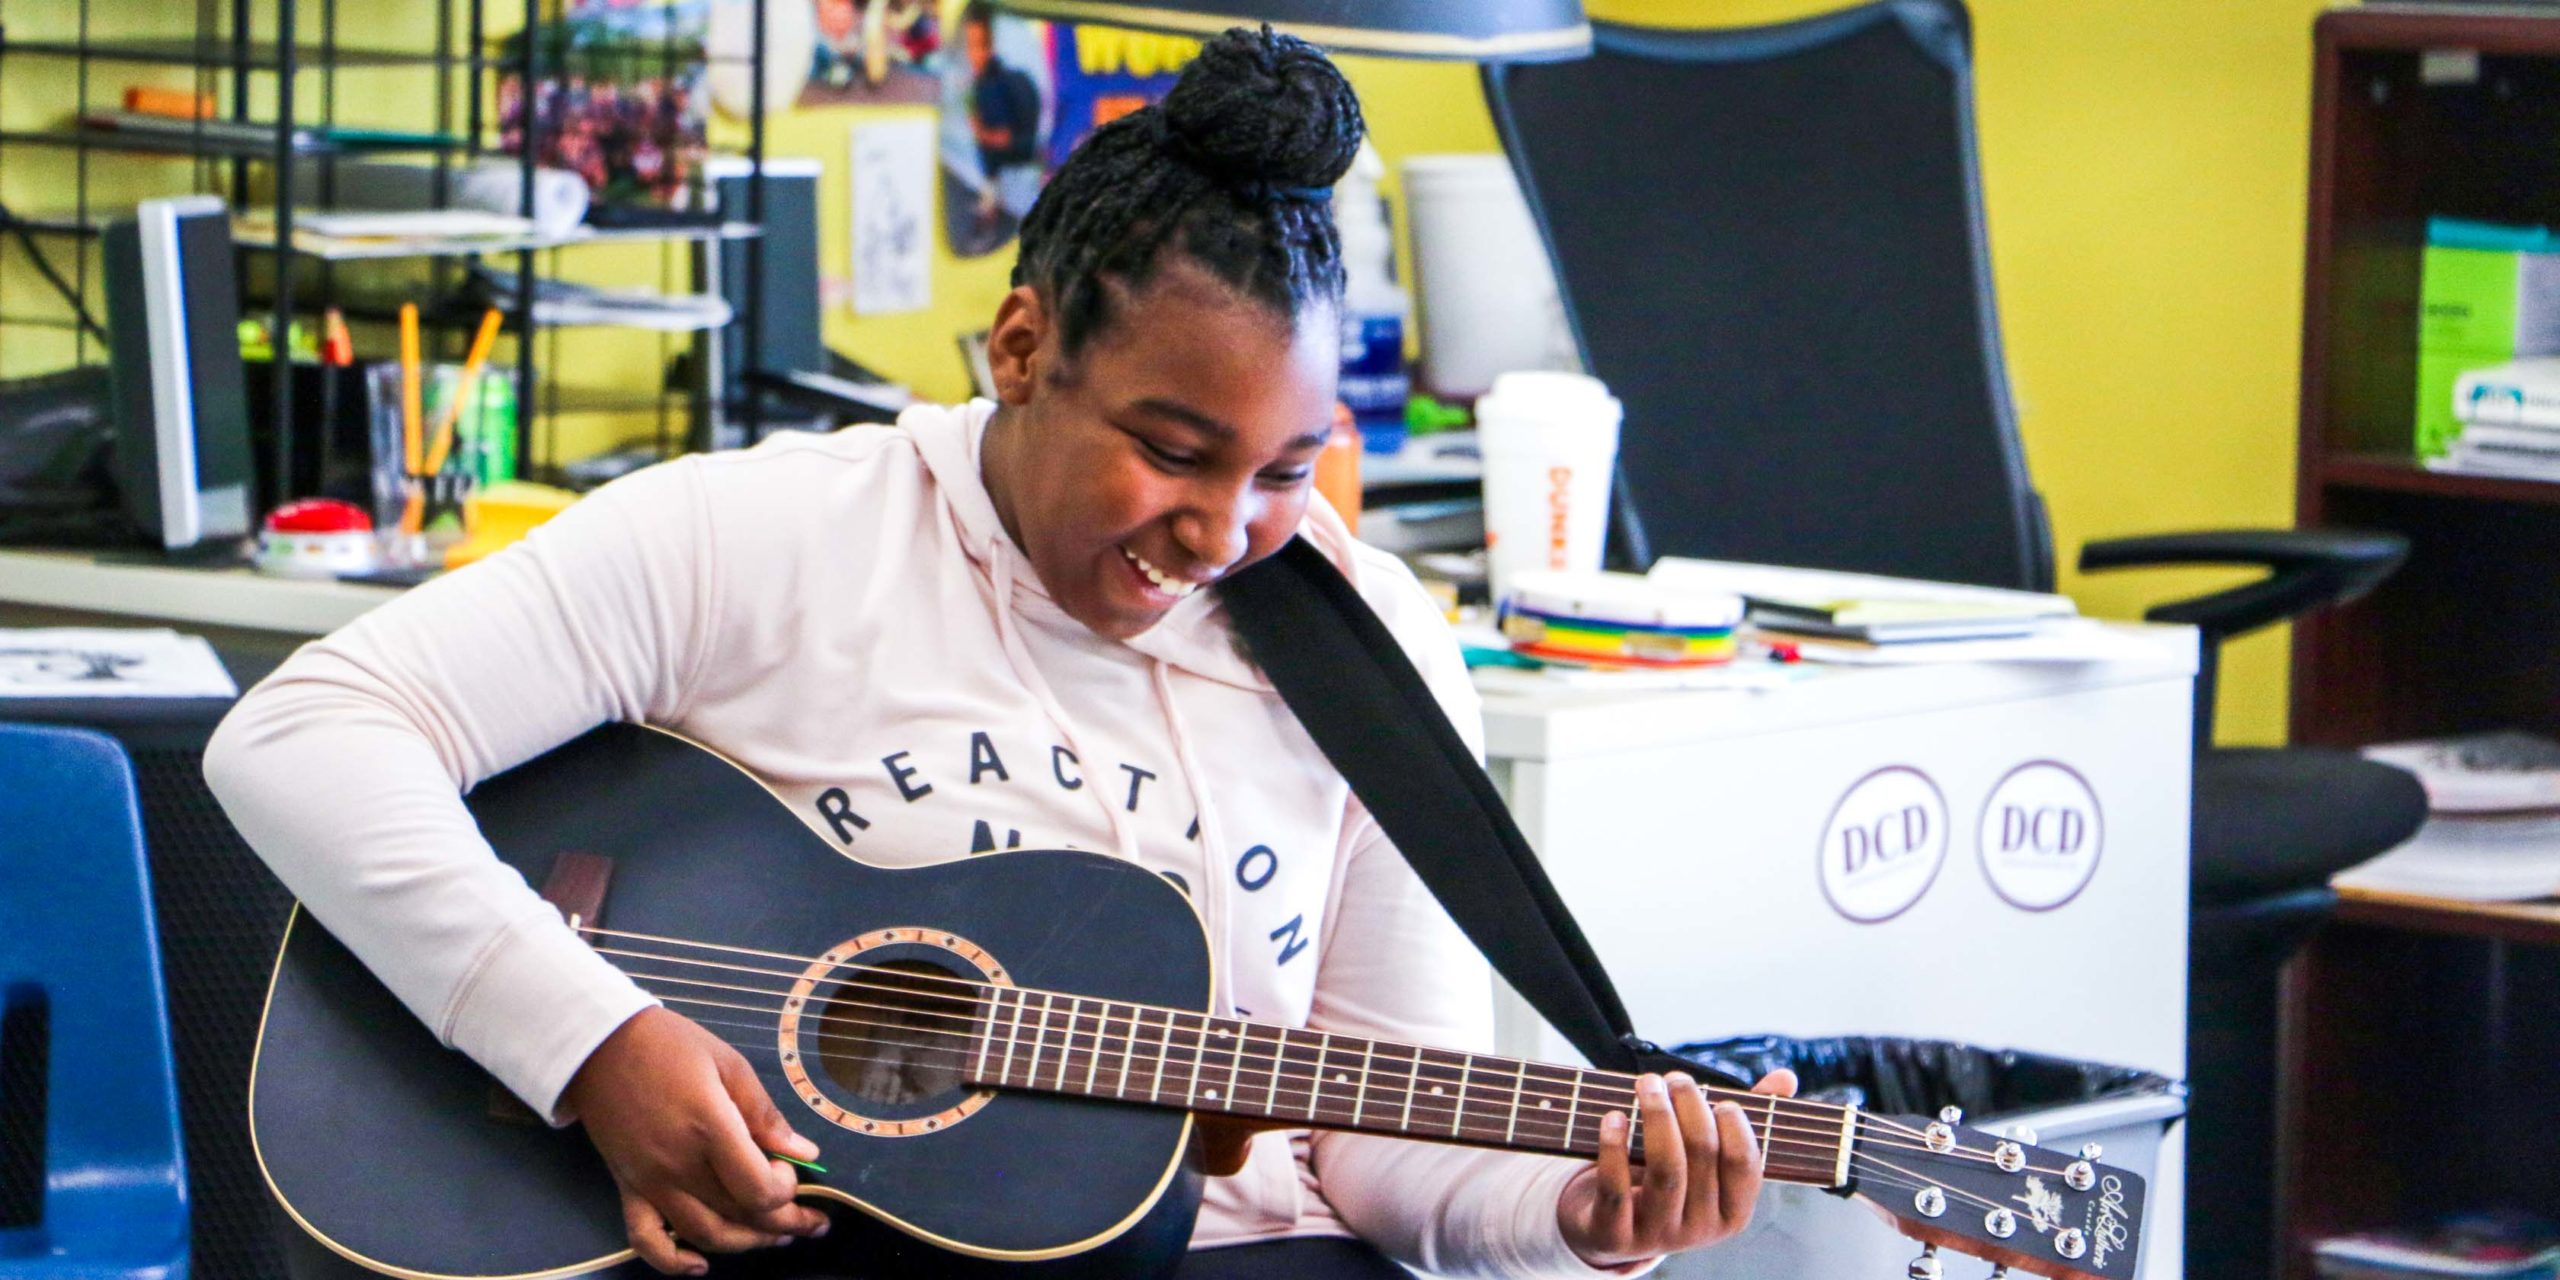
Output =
[
  {"x1": 2455, "y1": 357, "x2": 2560, "y2": 431},
  {"x1": 2335, "y1": 732, "x2": 2560, "y2": 901},
  {"x1": 1646, "y1": 557, "x2": 2076, "y2": 643}
]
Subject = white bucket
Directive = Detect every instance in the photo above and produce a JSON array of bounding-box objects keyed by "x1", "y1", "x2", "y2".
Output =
[{"x1": 1401, "y1": 153, "x2": 1581, "y2": 400}]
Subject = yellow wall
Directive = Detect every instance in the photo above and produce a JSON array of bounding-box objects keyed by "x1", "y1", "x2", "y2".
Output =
[
  {"x1": 760, "y1": 1, "x2": 2327, "y2": 745},
  {"x1": 0, "y1": 0, "x2": 2326, "y2": 743}
]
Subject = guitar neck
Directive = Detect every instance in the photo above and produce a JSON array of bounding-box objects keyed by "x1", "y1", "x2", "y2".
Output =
[{"x1": 965, "y1": 988, "x2": 1854, "y2": 1188}]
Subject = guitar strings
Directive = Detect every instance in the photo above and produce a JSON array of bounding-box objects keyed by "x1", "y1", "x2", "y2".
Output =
[
  {"x1": 666, "y1": 1018, "x2": 1850, "y2": 1186},
  {"x1": 670, "y1": 1021, "x2": 1964, "y2": 1208},
  {"x1": 599, "y1": 950, "x2": 2050, "y2": 1173},
  {"x1": 621, "y1": 974, "x2": 2047, "y2": 1173},
  {"x1": 593, "y1": 945, "x2": 2054, "y2": 1175},
  {"x1": 579, "y1": 923, "x2": 1964, "y2": 1153},
  {"x1": 617, "y1": 972, "x2": 1951, "y2": 1160}
]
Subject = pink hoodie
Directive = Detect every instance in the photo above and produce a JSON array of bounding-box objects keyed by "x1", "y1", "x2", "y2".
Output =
[{"x1": 205, "y1": 401, "x2": 1629, "y2": 1276}]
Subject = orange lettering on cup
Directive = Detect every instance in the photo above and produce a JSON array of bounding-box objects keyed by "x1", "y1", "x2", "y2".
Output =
[{"x1": 1547, "y1": 465, "x2": 1573, "y2": 569}]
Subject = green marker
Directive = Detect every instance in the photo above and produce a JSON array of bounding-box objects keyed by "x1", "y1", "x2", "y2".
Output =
[{"x1": 768, "y1": 1150, "x2": 829, "y2": 1175}]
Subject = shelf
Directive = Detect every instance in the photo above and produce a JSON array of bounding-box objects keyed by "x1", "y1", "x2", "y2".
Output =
[
  {"x1": 0, "y1": 36, "x2": 455, "y2": 69},
  {"x1": 2319, "y1": 451, "x2": 2560, "y2": 506},
  {"x1": 2336, "y1": 887, "x2": 2560, "y2": 948},
  {"x1": 0, "y1": 126, "x2": 462, "y2": 159},
  {"x1": 236, "y1": 218, "x2": 757, "y2": 261}
]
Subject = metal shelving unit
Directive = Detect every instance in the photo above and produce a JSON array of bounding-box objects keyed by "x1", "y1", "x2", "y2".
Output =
[{"x1": 0, "y1": 0, "x2": 772, "y2": 507}]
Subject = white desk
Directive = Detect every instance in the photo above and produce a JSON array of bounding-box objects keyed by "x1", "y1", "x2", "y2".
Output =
[
  {"x1": 0, "y1": 547, "x2": 394, "y2": 635},
  {"x1": 1477, "y1": 629, "x2": 2196, "y2": 1279}
]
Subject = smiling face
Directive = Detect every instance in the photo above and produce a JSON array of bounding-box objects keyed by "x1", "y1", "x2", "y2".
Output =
[{"x1": 979, "y1": 261, "x2": 1341, "y2": 641}]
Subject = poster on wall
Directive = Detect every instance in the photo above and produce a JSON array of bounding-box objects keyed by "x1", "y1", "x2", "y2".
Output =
[
  {"x1": 937, "y1": 17, "x2": 1199, "y2": 260},
  {"x1": 500, "y1": 0, "x2": 708, "y2": 211},
  {"x1": 802, "y1": 0, "x2": 947, "y2": 106},
  {"x1": 852, "y1": 116, "x2": 937, "y2": 314}
]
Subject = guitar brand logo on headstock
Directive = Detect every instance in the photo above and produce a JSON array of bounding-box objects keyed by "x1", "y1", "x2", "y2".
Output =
[
  {"x1": 1977, "y1": 761, "x2": 2103, "y2": 912},
  {"x1": 2093, "y1": 1175, "x2": 2131, "y2": 1270},
  {"x1": 1816, "y1": 766, "x2": 1948, "y2": 923}
]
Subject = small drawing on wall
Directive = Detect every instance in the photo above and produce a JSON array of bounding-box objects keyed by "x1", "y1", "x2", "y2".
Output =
[{"x1": 851, "y1": 116, "x2": 935, "y2": 315}]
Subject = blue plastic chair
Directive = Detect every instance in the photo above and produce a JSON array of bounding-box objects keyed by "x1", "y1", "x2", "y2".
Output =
[{"x1": 0, "y1": 723, "x2": 189, "y2": 1280}]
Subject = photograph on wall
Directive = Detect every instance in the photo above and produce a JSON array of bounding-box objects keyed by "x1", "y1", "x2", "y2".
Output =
[
  {"x1": 937, "y1": 18, "x2": 1199, "y2": 259},
  {"x1": 800, "y1": 0, "x2": 947, "y2": 107},
  {"x1": 939, "y1": 5, "x2": 1053, "y2": 259},
  {"x1": 498, "y1": 0, "x2": 709, "y2": 211}
]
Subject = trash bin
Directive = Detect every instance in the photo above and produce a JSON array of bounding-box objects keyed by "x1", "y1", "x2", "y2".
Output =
[{"x1": 1659, "y1": 1036, "x2": 2186, "y2": 1280}]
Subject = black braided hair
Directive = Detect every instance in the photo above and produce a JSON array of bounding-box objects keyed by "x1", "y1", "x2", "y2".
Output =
[{"x1": 1011, "y1": 25, "x2": 1365, "y2": 358}]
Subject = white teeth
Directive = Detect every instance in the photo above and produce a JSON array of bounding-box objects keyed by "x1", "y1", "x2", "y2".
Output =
[{"x1": 1120, "y1": 546, "x2": 1198, "y2": 598}]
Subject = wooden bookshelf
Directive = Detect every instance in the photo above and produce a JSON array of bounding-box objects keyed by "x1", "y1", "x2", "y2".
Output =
[{"x1": 2282, "y1": 9, "x2": 2560, "y2": 1278}]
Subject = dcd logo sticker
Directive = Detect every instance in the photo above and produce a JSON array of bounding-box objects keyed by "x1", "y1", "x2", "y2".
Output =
[
  {"x1": 1817, "y1": 766, "x2": 1948, "y2": 923},
  {"x1": 1978, "y1": 761, "x2": 2103, "y2": 911}
]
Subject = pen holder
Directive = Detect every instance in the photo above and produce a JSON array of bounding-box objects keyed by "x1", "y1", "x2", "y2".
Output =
[{"x1": 365, "y1": 359, "x2": 515, "y2": 541}]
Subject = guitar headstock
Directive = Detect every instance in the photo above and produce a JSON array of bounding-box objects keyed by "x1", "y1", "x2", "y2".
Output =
[{"x1": 1844, "y1": 1108, "x2": 2145, "y2": 1279}]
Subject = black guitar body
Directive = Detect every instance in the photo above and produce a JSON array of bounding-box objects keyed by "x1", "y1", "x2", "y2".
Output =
[{"x1": 252, "y1": 723, "x2": 1212, "y2": 1279}]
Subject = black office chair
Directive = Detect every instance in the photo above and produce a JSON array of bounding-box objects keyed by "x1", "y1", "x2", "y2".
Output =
[{"x1": 1486, "y1": 6, "x2": 2426, "y2": 1278}]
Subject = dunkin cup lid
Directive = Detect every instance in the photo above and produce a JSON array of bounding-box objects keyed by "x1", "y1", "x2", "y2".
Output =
[{"x1": 1477, "y1": 370, "x2": 1622, "y2": 429}]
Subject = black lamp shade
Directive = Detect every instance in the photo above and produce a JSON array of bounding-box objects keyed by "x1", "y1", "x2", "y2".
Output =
[{"x1": 989, "y1": 0, "x2": 1591, "y2": 61}]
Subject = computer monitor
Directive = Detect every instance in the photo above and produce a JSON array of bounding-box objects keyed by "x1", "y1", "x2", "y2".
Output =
[
  {"x1": 701, "y1": 157, "x2": 824, "y2": 445},
  {"x1": 102, "y1": 196, "x2": 254, "y2": 551}
]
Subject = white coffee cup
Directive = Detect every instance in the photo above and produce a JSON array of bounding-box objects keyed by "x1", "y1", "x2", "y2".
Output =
[{"x1": 1476, "y1": 371, "x2": 1623, "y2": 603}]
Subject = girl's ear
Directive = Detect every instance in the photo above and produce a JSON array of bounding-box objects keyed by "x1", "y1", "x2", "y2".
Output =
[{"x1": 986, "y1": 285, "x2": 1049, "y2": 407}]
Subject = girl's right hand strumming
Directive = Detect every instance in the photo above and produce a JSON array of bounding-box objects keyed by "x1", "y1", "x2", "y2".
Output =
[{"x1": 561, "y1": 1007, "x2": 835, "y2": 1275}]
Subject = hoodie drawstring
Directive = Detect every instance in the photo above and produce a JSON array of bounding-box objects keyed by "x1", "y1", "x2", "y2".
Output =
[
  {"x1": 983, "y1": 535, "x2": 1141, "y2": 863},
  {"x1": 1154, "y1": 658, "x2": 1233, "y2": 1013}
]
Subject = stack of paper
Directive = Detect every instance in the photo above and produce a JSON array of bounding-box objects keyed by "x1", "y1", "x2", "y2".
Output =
[
  {"x1": 2338, "y1": 731, "x2": 2560, "y2": 901},
  {"x1": 1646, "y1": 558, "x2": 2077, "y2": 644}
]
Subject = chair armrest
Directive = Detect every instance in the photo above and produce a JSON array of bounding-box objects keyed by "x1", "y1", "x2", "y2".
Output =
[{"x1": 2077, "y1": 528, "x2": 2407, "y2": 646}]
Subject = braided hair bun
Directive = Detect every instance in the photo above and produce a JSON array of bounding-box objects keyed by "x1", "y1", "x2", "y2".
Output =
[
  {"x1": 1012, "y1": 26, "x2": 1367, "y2": 356},
  {"x1": 1156, "y1": 27, "x2": 1365, "y2": 194}
]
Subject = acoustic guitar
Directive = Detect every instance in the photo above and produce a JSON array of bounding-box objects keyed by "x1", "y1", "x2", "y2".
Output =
[{"x1": 250, "y1": 723, "x2": 2147, "y2": 1279}]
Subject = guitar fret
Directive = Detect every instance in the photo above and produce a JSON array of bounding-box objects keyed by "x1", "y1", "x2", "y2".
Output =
[
  {"x1": 1018, "y1": 993, "x2": 1049, "y2": 1085},
  {"x1": 1151, "y1": 1006, "x2": 1172, "y2": 1102},
  {"x1": 1401, "y1": 1047, "x2": 1420, "y2": 1129},
  {"x1": 1451, "y1": 1054, "x2": 1472, "y2": 1136},
  {"x1": 1223, "y1": 1021, "x2": 1246, "y2": 1108},
  {"x1": 1054, "y1": 998, "x2": 1075, "y2": 1090},
  {"x1": 1566, "y1": 1071, "x2": 1585, "y2": 1153},
  {"x1": 1080, "y1": 998, "x2": 1100, "y2": 1090},
  {"x1": 1352, "y1": 1039, "x2": 1374, "y2": 1127},
  {"x1": 1185, "y1": 1014, "x2": 1208, "y2": 1106},
  {"x1": 1100, "y1": 1003, "x2": 1126, "y2": 1098},
  {"x1": 1003, "y1": 989, "x2": 1028, "y2": 1089},
  {"x1": 1309, "y1": 1031, "x2": 1333, "y2": 1121},
  {"x1": 973, "y1": 987, "x2": 999, "y2": 1084},
  {"x1": 1495, "y1": 1059, "x2": 1515, "y2": 1141}
]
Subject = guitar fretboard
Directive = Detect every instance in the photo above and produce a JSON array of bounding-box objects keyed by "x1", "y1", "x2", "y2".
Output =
[{"x1": 965, "y1": 988, "x2": 1850, "y2": 1187}]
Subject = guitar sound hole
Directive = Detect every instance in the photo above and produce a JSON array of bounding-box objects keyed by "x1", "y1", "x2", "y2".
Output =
[{"x1": 815, "y1": 959, "x2": 972, "y2": 1107}]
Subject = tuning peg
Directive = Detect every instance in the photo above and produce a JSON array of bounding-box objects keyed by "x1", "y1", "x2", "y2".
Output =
[
  {"x1": 2079, "y1": 1141, "x2": 2104, "y2": 1161},
  {"x1": 2008, "y1": 1124, "x2": 2039, "y2": 1146},
  {"x1": 1988, "y1": 1269, "x2": 2011, "y2": 1279},
  {"x1": 1938, "y1": 1105, "x2": 1964, "y2": 1125},
  {"x1": 1906, "y1": 1244, "x2": 1942, "y2": 1279}
]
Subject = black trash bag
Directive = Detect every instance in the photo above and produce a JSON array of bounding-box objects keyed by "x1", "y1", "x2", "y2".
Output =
[{"x1": 1672, "y1": 1034, "x2": 2178, "y2": 1119}]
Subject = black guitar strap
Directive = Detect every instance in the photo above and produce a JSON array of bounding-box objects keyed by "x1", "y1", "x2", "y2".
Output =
[{"x1": 1219, "y1": 538, "x2": 1744, "y2": 1089}]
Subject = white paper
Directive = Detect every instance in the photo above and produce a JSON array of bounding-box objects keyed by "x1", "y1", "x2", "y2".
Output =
[
  {"x1": 850, "y1": 117, "x2": 935, "y2": 316},
  {"x1": 1763, "y1": 619, "x2": 2168, "y2": 665},
  {"x1": 0, "y1": 629, "x2": 236, "y2": 698}
]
